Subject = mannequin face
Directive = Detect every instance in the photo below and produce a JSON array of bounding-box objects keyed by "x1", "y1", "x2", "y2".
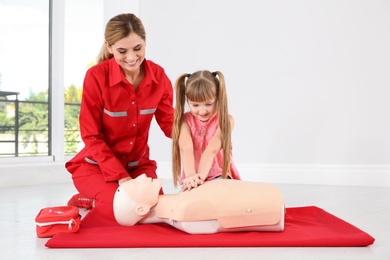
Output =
[
  {"x1": 113, "y1": 174, "x2": 162, "y2": 226},
  {"x1": 126, "y1": 174, "x2": 162, "y2": 205}
]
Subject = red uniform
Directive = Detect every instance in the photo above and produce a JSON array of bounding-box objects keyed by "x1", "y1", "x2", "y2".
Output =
[{"x1": 66, "y1": 58, "x2": 174, "y2": 212}]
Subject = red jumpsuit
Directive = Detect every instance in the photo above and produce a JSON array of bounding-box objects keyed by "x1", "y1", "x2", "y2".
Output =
[{"x1": 66, "y1": 58, "x2": 174, "y2": 217}]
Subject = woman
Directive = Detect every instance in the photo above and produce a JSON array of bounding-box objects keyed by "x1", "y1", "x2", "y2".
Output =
[{"x1": 66, "y1": 13, "x2": 174, "y2": 215}]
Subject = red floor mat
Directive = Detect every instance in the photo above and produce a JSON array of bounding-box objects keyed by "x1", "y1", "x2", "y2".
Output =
[{"x1": 45, "y1": 206, "x2": 374, "y2": 248}]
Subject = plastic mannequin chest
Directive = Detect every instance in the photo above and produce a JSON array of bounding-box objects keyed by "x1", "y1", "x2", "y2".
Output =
[{"x1": 156, "y1": 179, "x2": 284, "y2": 229}]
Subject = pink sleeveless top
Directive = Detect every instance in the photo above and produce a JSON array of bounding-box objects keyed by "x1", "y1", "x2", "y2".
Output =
[{"x1": 181, "y1": 112, "x2": 241, "y2": 183}]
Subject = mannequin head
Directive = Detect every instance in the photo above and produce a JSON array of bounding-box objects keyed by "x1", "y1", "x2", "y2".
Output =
[{"x1": 113, "y1": 174, "x2": 162, "y2": 226}]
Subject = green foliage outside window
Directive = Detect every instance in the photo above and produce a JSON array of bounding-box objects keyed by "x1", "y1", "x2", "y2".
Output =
[
  {"x1": 64, "y1": 84, "x2": 82, "y2": 155},
  {"x1": 19, "y1": 91, "x2": 49, "y2": 155},
  {"x1": 0, "y1": 85, "x2": 82, "y2": 157}
]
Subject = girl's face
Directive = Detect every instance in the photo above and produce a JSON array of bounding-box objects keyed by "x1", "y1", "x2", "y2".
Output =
[
  {"x1": 107, "y1": 33, "x2": 146, "y2": 74},
  {"x1": 188, "y1": 98, "x2": 217, "y2": 122}
]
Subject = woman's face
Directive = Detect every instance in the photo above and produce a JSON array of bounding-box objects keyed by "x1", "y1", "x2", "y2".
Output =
[
  {"x1": 188, "y1": 98, "x2": 217, "y2": 122},
  {"x1": 107, "y1": 33, "x2": 146, "y2": 74}
]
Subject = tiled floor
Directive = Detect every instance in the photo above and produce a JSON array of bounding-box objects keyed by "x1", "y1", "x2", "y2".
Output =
[{"x1": 2, "y1": 180, "x2": 389, "y2": 260}]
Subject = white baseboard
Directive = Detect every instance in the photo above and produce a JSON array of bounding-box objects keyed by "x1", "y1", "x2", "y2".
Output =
[
  {"x1": 1, "y1": 161, "x2": 390, "y2": 188},
  {"x1": 0, "y1": 162, "x2": 72, "y2": 188}
]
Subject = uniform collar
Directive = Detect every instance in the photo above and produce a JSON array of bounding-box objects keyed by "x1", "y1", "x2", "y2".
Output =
[{"x1": 108, "y1": 58, "x2": 158, "y2": 88}]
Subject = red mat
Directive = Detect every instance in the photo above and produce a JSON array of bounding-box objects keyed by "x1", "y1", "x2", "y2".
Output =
[{"x1": 45, "y1": 206, "x2": 374, "y2": 248}]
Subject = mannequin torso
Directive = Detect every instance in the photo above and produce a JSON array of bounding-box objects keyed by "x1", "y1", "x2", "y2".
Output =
[{"x1": 114, "y1": 177, "x2": 285, "y2": 234}]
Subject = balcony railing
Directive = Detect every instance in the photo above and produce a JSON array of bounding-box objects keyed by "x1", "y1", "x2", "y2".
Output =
[{"x1": 0, "y1": 91, "x2": 81, "y2": 157}]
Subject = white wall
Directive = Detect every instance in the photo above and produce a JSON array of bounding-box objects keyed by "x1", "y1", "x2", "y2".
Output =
[
  {"x1": 103, "y1": 0, "x2": 139, "y2": 23},
  {"x1": 141, "y1": 0, "x2": 390, "y2": 185},
  {"x1": 2, "y1": 0, "x2": 389, "y2": 187}
]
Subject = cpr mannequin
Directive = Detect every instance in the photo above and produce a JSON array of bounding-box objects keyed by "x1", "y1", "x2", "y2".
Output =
[{"x1": 113, "y1": 174, "x2": 285, "y2": 234}]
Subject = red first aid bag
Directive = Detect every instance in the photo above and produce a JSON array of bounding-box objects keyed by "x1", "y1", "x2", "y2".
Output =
[{"x1": 35, "y1": 206, "x2": 81, "y2": 238}]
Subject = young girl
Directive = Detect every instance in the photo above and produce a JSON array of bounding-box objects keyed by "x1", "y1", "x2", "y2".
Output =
[{"x1": 172, "y1": 70, "x2": 240, "y2": 191}]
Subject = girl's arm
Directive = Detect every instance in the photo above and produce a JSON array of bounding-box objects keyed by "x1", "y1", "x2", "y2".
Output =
[
  {"x1": 197, "y1": 127, "x2": 222, "y2": 180},
  {"x1": 197, "y1": 117, "x2": 235, "y2": 180},
  {"x1": 179, "y1": 122, "x2": 204, "y2": 191},
  {"x1": 178, "y1": 122, "x2": 196, "y2": 178}
]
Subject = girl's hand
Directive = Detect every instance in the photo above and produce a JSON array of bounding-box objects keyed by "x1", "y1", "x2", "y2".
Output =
[{"x1": 182, "y1": 174, "x2": 204, "y2": 191}]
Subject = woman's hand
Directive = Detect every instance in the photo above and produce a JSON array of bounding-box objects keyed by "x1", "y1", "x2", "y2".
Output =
[{"x1": 182, "y1": 174, "x2": 204, "y2": 191}]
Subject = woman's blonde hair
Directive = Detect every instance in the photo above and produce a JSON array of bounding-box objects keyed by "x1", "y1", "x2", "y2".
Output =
[
  {"x1": 96, "y1": 13, "x2": 146, "y2": 64},
  {"x1": 172, "y1": 70, "x2": 231, "y2": 187}
]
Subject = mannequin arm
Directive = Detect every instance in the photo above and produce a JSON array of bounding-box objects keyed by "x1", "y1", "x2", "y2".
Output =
[{"x1": 168, "y1": 205, "x2": 285, "y2": 234}]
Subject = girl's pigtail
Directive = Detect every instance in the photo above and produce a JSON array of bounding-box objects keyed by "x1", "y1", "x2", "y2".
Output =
[
  {"x1": 214, "y1": 71, "x2": 231, "y2": 179},
  {"x1": 172, "y1": 74, "x2": 188, "y2": 187}
]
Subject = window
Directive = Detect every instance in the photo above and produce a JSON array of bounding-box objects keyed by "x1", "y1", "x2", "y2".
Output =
[
  {"x1": 0, "y1": 0, "x2": 103, "y2": 159},
  {"x1": 0, "y1": 0, "x2": 50, "y2": 157}
]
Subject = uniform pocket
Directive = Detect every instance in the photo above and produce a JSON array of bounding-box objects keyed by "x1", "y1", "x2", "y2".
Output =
[{"x1": 102, "y1": 108, "x2": 128, "y2": 137}]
